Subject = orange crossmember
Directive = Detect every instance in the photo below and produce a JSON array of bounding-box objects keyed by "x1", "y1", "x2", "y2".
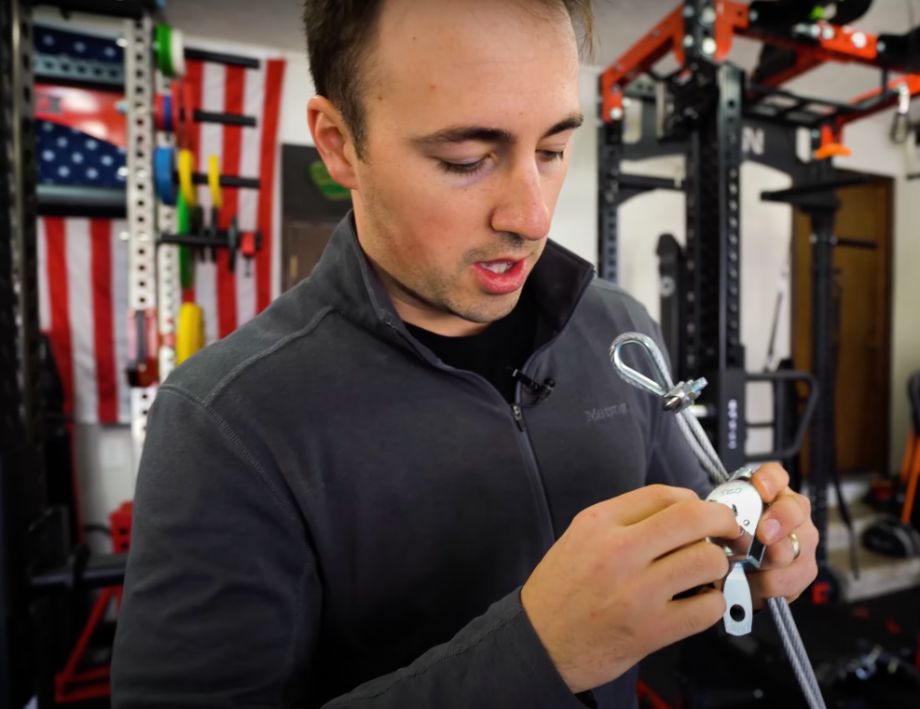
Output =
[
  {"x1": 599, "y1": 4, "x2": 685, "y2": 121},
  {"x1": 600, "y1": 1, "x2": 920, "y2": 131}
]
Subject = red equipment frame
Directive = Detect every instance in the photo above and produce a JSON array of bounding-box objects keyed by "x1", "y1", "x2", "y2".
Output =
[
  {"x1": 54, "y1": 502, "x2": 132, "y2": 704},
  {"x1": 599, "y1": 1, "x2": 920, "y2": 158}
]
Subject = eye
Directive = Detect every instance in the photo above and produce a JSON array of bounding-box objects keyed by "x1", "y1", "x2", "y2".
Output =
[
  {"x1": 438, "y1": 158, "x2": 487, "y2": 175},
  {"x1": 539, "y1": 150, "x2": 565, "y2": 163}
]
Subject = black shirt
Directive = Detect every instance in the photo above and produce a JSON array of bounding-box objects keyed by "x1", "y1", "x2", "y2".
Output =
[{"x1": 406, "y1": 289, "x2": 540, "y2": 403}]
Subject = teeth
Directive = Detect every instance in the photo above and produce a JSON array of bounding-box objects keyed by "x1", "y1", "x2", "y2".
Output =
[{"x1": 481, "y1": 261, "x2": 513, "y2": 274}]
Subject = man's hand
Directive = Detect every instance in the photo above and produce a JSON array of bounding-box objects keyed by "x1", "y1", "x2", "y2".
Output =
[
  {"x1": 520, "y1": 485, "x2": 740, "y2": 694},
  {"x1": 746, "y1": 463, "x2": 819, "y2": 606}
]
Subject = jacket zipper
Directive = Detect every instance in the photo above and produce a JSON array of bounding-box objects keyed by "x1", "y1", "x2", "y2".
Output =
[
  {"x1": 502, "y1": 268, "x2": 596, "y2": 539},
  {"x1": 511, "y1": 404, "x2": 525, "y2": 431},
  {"x1": 509, "y1": 400, "x2": 556, "y2": 545}
]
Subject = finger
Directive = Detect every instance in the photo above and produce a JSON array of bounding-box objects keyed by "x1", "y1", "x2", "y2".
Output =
[
  {"x1": 757, "y1": 491, "x2": 810, "y2": 545},
  {"x1": 759, "y1": 533, "x2": 799, "y2": 569},
  {"x1": 647, "y1": 539, "x2": 730, "y2": 598},
  {"x1": 594, "y1": 484, "x2": 699, "y2": 527},
  {"x1": 760, "y1": 518, "x2": 819, "y2": 569},
  {"x1": 750, "y1": 463, "x2": 790, "y2": 504},
  {"x1": 658, "y1": 587, "x2": 726, "y2": 646},
  {"x1": 748, "y1": 558, "x2": 819, "y2": 605},
  {"x1": 630, "y1": 499, "x2": 740, "y2": 560}
]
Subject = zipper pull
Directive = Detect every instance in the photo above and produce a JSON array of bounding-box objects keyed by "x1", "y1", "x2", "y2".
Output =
[{"x1": 511, "y1": 404, "x2": 525, "y2": 431}]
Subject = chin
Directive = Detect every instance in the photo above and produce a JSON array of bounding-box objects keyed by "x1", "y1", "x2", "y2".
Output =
[{"x1": 456, "y1": 295, "x2": 520, "y2": 324}]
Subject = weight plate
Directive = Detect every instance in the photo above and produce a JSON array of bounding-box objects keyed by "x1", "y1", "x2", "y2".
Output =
[
  {"x1": 154, "y1": 146, "x2": 176, "y2": 205},
  {"x1": 154, "y1": 94, "x2": 167, "y2": 131},
  {"x1": 180, "y1": 80, "x2": 195, "y2": 152},
  {"x1": 176, "y1": 191, "x2": 190, "y2": 235},
  {"x1": 171, "y1": 80, "x2": 183, "y2": 145},
  {"x1": 207, "y1": 154, "x2": 223, "y2": 209},
  {"x1": 155, "y1": 24, "x2": 174, "y2": 77},
  {"x1": 170, "y1": 27, "x2": 186, "y2": 78},
  {"x1": 177, "y1": 149, "x2": 197, "y2": 207},
  {"x1": 176, "y1": 303, "x2": 205, "y2": 365},
  {"x1": 163, "y1": 95, "x2": 174, "y2": 132}
]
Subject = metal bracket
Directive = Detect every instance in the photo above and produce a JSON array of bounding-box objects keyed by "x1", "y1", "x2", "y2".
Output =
[
  {"x1": 124, "y1": 15, "x2": 157, "y2": 472},
  {"x1": 34, "y1": 53, "x2": 123, "y2": 88},
  {"x1": 722, "y1": 563, "x2": 754, "y2": 635},
  {"x1": 706, "y1": 473, "x2": 766, "y2": 636},
  {"x1": 156, "y1": 202, "x2": 178, "y2": 381}
]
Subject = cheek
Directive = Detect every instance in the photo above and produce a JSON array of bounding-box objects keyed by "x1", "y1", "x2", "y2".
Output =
[
  {"x1": 543, "y1": 166, "x2": 569, "y2": 212},
  {"x1": 389, "y1": 183, "x2": 486, "y2": 261}
]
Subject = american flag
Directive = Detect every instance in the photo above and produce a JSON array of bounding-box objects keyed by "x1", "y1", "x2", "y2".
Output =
[
  {"x1": 37, "y1": 29, "x2": 286, "y2": 425},
  {"x1": 38, "y1": 121, "x2": 126, "y2": 188}
]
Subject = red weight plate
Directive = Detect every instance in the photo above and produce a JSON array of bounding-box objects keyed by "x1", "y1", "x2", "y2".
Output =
[
  {"x1": 154, "y1": 94, "x2": 166, "y2": 131},
  {"x1": 171, "y1": 81, "x2": 183, "y2": 144},
  {"x1": 182, "y1": 80, "x2": 195, "y2": 152}
]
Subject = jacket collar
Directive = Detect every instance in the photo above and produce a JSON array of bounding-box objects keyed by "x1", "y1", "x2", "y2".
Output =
[{"x1": 310, "y1": 212, "x2": 596, "y2": 343}]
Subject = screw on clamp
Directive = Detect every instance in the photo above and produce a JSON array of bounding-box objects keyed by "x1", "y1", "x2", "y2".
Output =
[{"x1": 663, "y1": 378, "x2": 708, "y2": 412}]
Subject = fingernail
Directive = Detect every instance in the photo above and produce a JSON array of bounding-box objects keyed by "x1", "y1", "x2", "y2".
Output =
[
  {"x1": 763, "y1": 518, "x2": 781, "y2": 543},
  {"x1": 756, "y1": 476, "x2": 773, "y2": 501}
]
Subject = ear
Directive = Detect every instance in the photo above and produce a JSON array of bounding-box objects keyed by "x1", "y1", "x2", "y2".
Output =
[{"x1": 307, "y1": 95, "x2": 359, "y2": 190}]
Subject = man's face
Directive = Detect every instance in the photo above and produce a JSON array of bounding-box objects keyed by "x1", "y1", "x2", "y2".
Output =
[{"x1": 349, "y1": 0, "x2": 582, "y2": 335}]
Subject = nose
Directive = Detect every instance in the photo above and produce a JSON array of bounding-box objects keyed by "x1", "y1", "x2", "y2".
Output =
[{"x1": 490, "y1": 161, "x2": 552, "y2": 242}]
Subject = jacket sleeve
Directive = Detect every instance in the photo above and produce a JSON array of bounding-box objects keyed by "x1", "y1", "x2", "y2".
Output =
[{"x1": 111, "y1": 386, "x2": 586, "y2": 709}]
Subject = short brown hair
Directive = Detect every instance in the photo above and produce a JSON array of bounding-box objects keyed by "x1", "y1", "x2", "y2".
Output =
[{"x1": 303, "y1": 0, "x2": 593, "y2": 158}]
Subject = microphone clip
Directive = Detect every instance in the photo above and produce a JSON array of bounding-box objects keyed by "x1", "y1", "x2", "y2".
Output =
[{"x1": 508, "y1": 368, "x2": 555, "y2": 403}]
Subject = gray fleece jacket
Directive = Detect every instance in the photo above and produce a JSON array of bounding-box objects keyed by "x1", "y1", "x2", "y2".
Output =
[{"x1": 112, "y1": 214, "x2": 708, "y2": 708}]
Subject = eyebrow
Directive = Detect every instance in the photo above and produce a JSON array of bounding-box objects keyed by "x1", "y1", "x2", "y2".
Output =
[{"x1": 412, "y1": 112, "x2": 584, "y2": 147}]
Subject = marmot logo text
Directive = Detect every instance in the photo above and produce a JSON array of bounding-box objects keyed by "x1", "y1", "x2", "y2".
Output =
[{"x1": 585, "y1": 403, "x2": 628, "y2": 423}]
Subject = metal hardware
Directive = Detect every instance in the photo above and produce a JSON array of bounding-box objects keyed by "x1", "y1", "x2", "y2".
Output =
[
  {"x1": 706, "y1": 471, "x2": 766, "y2": 636},
  {"x1": 610, "y1": 332, "x2": 826, "y2": 708}
]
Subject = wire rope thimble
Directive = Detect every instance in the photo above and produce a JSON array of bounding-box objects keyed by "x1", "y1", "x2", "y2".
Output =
[{"x1": 609, "y1": 332, "x2": 672, "y2": 399}]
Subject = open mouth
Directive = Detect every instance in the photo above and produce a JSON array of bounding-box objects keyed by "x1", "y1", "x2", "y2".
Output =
[
  {"x1": 472, "y1": 258, "x2": 527, "y2": 295},
  {"x1": 479, "y1": 260, "x2": 517, "y2": 274}
]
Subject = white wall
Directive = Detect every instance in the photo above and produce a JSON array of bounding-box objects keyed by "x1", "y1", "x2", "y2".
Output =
[{"x1": 277, "y1": 51, "x2": 314, "y2": 147}]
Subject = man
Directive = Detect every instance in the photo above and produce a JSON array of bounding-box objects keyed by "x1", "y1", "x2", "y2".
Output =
[{"x1": 112, "y1": 1, "x2": 818, "y2": 706}]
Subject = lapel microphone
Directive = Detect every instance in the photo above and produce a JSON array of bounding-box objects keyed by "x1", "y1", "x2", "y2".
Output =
[{"x1": 508, "y1": 368, "x2": 555, "y2": 403}]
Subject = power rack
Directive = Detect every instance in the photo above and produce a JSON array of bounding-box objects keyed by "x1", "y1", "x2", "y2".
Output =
[{"x1": 598, "y1": 0, "x2": 920, "y2": 603}]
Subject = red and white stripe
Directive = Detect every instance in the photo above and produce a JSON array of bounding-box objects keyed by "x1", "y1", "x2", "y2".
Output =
[
  {"x1": 38, "y1": 48, "x2": 286, "y2": 425},
  {"x1": 38, "y1": 217, "x2": 132, "y2": 424}
]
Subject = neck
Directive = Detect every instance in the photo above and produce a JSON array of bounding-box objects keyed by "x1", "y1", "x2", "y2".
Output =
[{"x1": 371, "y1": 261, "x2": 490, "y2": 337}]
